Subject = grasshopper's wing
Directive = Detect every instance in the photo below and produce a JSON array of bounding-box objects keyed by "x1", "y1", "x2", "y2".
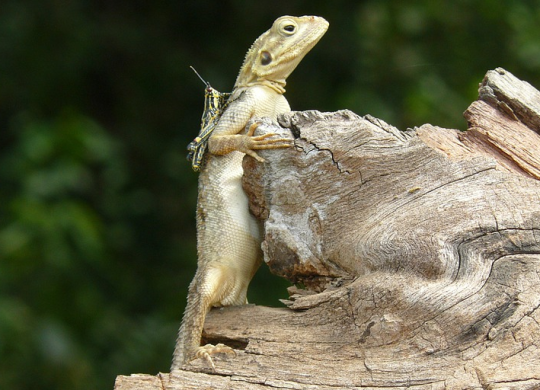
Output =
[{"x1": 187, "y1": 88, "x2": 231, "y2": 171}]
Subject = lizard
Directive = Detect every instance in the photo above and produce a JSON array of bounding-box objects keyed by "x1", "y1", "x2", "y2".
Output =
[{"x1": 171, "y1": 15, "x2": 328, "y2": 371}]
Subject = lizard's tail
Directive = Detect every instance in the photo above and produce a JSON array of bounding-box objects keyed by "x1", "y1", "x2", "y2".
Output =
[
  {"x1": 171, "y1": 273, "x2": 214, "y2": 371},
  {"x1": 171, "y1": 287, "x2": 205, "y2": 370}
]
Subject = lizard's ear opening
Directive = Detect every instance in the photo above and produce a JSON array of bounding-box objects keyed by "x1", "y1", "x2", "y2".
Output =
[{"x1": 260, "y1": 51, "x2": 272, "y2": 66}]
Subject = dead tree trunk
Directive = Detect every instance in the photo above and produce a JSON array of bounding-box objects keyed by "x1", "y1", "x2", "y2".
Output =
[{"x1": 115, "y1": 68, "x2": 540, "y2": 389}]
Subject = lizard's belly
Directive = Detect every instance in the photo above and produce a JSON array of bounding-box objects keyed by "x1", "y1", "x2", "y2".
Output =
[{"x1": 197, "y1": 152, "x2": 261, "y2": 274}]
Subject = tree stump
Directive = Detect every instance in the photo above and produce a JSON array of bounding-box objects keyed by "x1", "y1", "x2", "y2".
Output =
[{"x1": 115, "y1": 68, "x2": 540, "y2": 389}]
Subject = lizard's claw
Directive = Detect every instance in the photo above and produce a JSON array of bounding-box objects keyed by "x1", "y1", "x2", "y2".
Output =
[
  {"x1": 243, "y1": 122, "x2": 293, "y2": 162},
  {"x1": 192, "y1": 343, "x2": 236, "y2": 370}
]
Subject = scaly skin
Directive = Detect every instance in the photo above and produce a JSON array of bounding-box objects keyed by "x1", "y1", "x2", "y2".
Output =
[{"x1": 172, "y1": 15, "x2": 328, "y2": 371}]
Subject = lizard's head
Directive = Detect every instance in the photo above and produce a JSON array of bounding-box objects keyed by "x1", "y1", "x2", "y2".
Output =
[{"x1": 235, "y1": 15, "x2": 329, "y2": 92}]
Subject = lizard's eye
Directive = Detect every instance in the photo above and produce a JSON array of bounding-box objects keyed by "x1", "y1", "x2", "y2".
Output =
[
  {"x1": 260, "y1": 51, "x2": 272, "y2": 66},
  {"x1": 284, "y1": 24, "x2": 296, "y2": 33},
  {"x1": 277, "y1": 18, "x2": 298, "y2": 36}
]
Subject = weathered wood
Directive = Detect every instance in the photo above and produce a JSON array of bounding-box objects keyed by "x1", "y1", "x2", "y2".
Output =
[{"x1": 115, "y1": 68, "x2": 540, "y2": 389}]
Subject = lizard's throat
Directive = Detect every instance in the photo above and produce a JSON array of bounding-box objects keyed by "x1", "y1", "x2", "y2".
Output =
[
  {"x1": 237, "y1": 79, "x2": 286, "y2": 95},
  {"x1": 259, "y1": 80, "x2": 286, "y2": 94}
]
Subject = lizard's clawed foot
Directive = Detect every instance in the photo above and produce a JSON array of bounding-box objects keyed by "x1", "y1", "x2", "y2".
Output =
[
  {"x1": 243, "y1": 122, "x2": 293, "y2": 162},
  {"x1": 192, "y1": 343, "x2": 236, "y2": 370}
]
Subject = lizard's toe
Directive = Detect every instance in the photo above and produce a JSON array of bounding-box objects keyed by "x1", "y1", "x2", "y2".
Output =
[{"x1": 193, "y1": 343, "x2": 236, "y2": 370}]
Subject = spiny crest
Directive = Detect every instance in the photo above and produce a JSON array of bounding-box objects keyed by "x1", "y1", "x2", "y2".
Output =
[{"x1": 234, "y1": 29, "x2": 272, "y2": 88}]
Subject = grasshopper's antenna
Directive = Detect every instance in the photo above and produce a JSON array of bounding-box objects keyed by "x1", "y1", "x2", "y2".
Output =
[{"x1": 190, "y1": 66, "x2": 211, "y2": 88}]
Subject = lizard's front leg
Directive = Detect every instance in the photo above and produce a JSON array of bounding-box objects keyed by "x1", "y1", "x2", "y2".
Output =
[{"x1": 209, "y1": 122, "x2": 292, "y2": 162}]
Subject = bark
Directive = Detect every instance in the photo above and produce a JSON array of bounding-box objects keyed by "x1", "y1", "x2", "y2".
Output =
[{"x1": 115, "y1": 68, "x2": 540, "y2": 389}]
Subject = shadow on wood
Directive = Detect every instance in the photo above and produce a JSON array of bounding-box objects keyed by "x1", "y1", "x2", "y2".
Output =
[{"x1": 115, "y1": 68, "x2": 540, "y2": 389}]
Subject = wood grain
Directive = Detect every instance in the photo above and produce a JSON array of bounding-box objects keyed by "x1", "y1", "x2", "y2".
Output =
[{"x1": 116, "y1": 68, "x2": 540, "y2": 389}]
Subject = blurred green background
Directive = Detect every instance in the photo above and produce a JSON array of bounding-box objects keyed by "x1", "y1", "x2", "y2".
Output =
[{"x1": 1, "y1": 1, "x2": 539, "y2": 389}]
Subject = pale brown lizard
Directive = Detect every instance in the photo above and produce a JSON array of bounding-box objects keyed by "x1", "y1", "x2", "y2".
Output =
[{"x1": 171, "y1": 15, "x2": 328, "y2": 371}]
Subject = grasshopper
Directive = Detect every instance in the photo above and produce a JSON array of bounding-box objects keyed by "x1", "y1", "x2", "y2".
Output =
[{"x1": 187, "y1": 66, "x2": 232, "y2": 172}]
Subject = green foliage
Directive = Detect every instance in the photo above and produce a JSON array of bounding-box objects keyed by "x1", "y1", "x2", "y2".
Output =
[
  {"x1": 0, "y1": 111, "x2": 189, "y2": 388},
  {"x1": 1, "y1": 1, "x2": 540, "y2": 389}
]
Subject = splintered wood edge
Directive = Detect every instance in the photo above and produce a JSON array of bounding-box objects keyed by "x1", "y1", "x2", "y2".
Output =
[{"x1": 418, "y1": 68, "x2": 540, "y2": 179}]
